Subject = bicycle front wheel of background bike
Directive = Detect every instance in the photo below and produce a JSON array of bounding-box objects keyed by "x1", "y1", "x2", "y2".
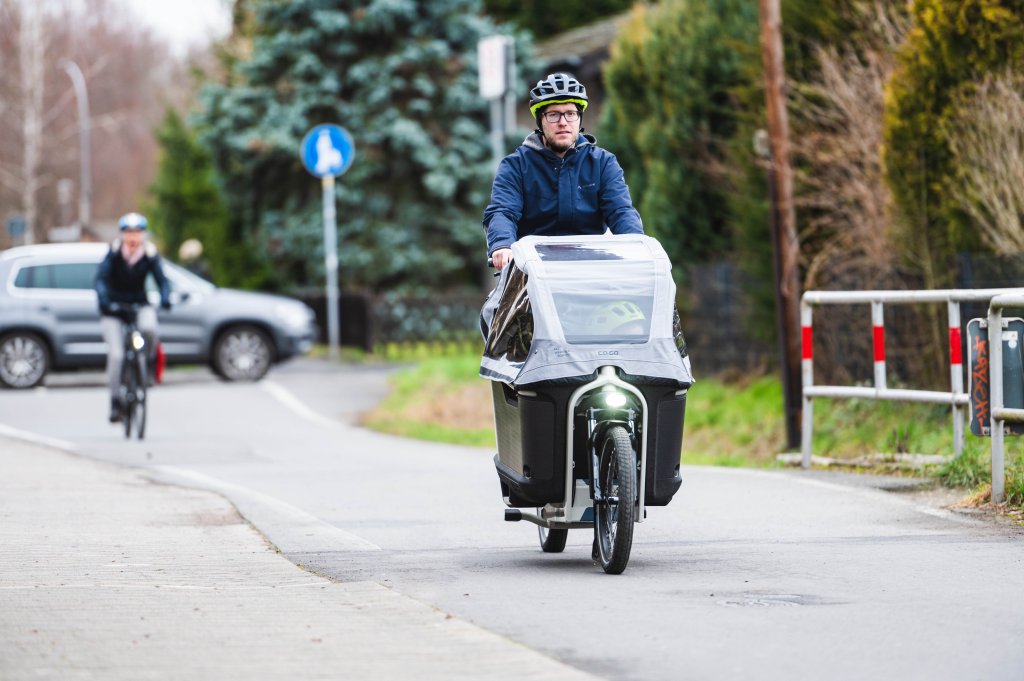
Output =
[
  {"x1": 595, "y1": 425, "x2": 637, "y2": 575},
  {"x1": 537, "y1": 520, "x2": 568, "y2": 553},
  {"x1": 132, "y1": 354, "x2": 147, "y2": 440},
  {"x1": 122, "y1": 360, "x2": 134, "y2": 439}
]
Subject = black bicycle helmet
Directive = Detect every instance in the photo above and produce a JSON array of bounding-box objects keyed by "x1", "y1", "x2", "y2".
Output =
[{"x1": 529, "y1": 72, "x2": 589, "y2": 118}]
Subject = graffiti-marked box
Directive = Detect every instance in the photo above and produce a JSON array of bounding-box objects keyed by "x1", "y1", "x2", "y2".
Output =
[{"x1": 967, "y1": 317, "x2": 1024, "y2": 436}]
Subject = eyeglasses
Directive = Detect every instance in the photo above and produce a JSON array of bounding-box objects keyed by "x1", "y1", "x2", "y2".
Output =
[{"x1": 542, "y1": 109, "x2": 580, "y2": 123}]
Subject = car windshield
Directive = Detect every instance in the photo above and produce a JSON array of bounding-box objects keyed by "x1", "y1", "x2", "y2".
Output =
[{"x1": 159, "y1": 261, "x2": 216, "y2": 293}]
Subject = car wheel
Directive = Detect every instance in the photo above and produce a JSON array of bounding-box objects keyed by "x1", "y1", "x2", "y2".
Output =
[
  {"x1": 213, "y1": 325, "x2": 272, "y2": 382},
  {"x1": 0, "y1": 331, "x2": 50, "y2": 389}
]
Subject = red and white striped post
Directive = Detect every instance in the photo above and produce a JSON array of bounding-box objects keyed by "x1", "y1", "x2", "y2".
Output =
[
  {"x1": 872, "y1": 301, "x2": 886, "y2": 390},
  {"x1": 800, "y1": 302, "x2": 814, "y2": 467},
  {"x1": 948, "y1": 301, "x2": 965, "y2": 455}
]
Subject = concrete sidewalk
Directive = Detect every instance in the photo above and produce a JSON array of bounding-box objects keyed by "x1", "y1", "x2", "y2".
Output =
[{"x1": 0, "y1": 435, "x2": 598, "y2": 681}]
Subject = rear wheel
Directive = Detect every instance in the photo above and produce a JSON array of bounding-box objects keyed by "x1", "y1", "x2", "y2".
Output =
[
  {"x1": 0, "y1": 331, "x2": 49, "y2": 389},
  {"x1": 595, "y1": 426, "x2": 637, "y2": 575},
  {"x1": 537, "y1": 522, "x2": 568, "y2": 553},
  {"x1": 213, "y1": 325, "x2": 272, "y2": 382}
]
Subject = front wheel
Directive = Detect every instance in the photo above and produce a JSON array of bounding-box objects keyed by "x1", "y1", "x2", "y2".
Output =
[
  {"x1": 595, "y1": 426, "x2": 637, "y2": 575},
  {"x1": 132, "y1": 354, "x2": 147, "y2": 440},
  {"x1": 122, "y1": 353, "x2": 147, "y2": 440}
]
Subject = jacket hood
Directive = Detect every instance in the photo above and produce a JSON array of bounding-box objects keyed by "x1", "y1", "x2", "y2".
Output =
[{"x1": 522, "y1": 131, "x2": 596, "y2": 154}]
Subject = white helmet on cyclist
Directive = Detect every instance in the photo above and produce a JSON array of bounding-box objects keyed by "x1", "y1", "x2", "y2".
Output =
[
  {"x1": 529, "y1": 72, "x2": 589, "y2": 125},
  {"x1": 118, "y1": 212, "x2": 148, "y2": 231}
]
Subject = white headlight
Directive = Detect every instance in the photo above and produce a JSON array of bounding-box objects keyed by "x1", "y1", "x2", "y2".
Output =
[
  {"x1": 131, "y1": 332, "x2": 146, "y2": 351},
  {"x1": 604, "y1": 392, "x2": 627, "y2": 408}
]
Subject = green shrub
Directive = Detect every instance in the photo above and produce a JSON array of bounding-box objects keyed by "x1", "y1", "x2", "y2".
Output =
[
  {"x1": 601, "y1": 0, "x2": 762, "y2": 271},
  {"x1": 1006, "y1": 458, "x2": 1024, "y2": 506},
  {"x1": 936, "y1": 450, "x2": 989, "y2": 489},
  {"x1": 883, "y1": 0, "x2": 1024, "y2": 286}
]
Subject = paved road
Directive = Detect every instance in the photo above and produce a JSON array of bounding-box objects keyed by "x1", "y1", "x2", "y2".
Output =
[{"x1": 2, "y1": 358, "x2": 1024, "y2": 680}]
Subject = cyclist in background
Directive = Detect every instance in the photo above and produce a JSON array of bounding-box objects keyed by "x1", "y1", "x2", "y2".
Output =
[
  {"x1": 94, "y1": 212, "x2": 171, "y2": 422},
  {"x1": 482, "y1": 72, "x2": 644, "y2": 270}
]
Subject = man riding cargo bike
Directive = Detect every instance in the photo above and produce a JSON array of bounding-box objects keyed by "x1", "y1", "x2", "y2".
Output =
[{"x1": 480, "y1": 74, "x2": 693, "y2": 574}]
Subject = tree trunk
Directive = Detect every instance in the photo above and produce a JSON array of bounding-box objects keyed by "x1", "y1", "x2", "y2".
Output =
[{"x1": 19, "y1": 0, "x2": 43, "y2": 245}]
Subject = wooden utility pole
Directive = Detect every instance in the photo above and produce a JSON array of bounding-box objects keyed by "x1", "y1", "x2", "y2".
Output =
[{"x1": 758, "y1": 0, "x2": 803, "y2": 449}]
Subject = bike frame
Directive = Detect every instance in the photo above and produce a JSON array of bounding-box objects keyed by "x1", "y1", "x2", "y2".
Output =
[
  {"x1": 119, "y1": 311, "x2": 146, "y2": 385},
  {"x1": 566, "y1": 366, "x2": 648, "y2": 524},
  {"x1": 514, "y1": 366, "x2": 650, "y2": 530},
  {"x1": 113, "y1": 304, "x2": 148, "y2": 439}
]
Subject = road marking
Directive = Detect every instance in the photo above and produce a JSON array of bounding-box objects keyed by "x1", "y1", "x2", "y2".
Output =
[
  {"x1": 151, "y1": 465, "x2": 382, "y2": 553},
  {"x1": 0, "y1": 423, "x2": 77, "y2": 453},
  {"x1": 260, "y1": 380, "x2": 343, "y2": 431}
]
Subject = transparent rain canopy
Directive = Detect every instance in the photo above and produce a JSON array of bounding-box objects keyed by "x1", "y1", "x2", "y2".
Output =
[{"x1": 480, "y1": 235, "x2": 693, "y2": 387}]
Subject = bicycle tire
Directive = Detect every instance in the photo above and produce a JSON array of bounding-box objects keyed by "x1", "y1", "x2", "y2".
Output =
[
  {"x1": 595, "y1": 425, "x2": 637, "y2": 575},
  {"x1": 537, "y1": 523, "x2": 568, "y2": 553},
  {"x1": 133, "y1": 353, "x2": 147, "y2": 440},
  {"x1": 122, "y1": 352, "x2": 134, "y2": 439}
]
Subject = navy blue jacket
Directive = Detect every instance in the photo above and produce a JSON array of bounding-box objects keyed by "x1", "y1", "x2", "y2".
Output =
[
  {"x1": 482, "y1": 132, "x2": 643, "y2": 256},
  {"x1": 95, "y1": 240, "x2": 171, "y2": 314}
]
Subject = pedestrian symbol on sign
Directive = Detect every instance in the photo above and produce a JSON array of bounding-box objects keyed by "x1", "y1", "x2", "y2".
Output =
[
  {"x1": 301, "y1": 124, "x2": 355, "y2": 178},
  {"x1": 314, "y1": 130, "x2": 343, "y2": 175}
]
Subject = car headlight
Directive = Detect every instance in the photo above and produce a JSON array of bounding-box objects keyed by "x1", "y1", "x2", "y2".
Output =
[{"x1": 274, "y1": 303, "x2": 312, "y2": 331}]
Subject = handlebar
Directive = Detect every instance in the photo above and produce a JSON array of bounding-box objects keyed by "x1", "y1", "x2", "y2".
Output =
[{"x1": 106, "y1": 302, "x2": 146, "y2": 322}]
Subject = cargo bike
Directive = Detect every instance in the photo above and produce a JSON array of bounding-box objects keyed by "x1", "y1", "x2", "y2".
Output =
[{"x1": 480, "y1": 235, "x2": 693, "y2": 574}]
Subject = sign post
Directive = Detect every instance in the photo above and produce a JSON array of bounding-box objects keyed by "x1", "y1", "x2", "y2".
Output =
[
  {"x1": 301, "y1": 124, "x2": 355, "y2": 361},
  {"x1": 478, "y1": 35, "x2": 514, "y2": 168}
]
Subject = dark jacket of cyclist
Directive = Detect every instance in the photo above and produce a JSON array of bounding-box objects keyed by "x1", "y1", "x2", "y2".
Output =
[
  {"x1": 96, "y1": 243, "x2": 170, "y2": 312},
  {"x1": 94, "y1": 212, "x2": 171, "y2": 423},
  {"x1": 482, "y1": 72, "x2": 643, "y2": 270}
]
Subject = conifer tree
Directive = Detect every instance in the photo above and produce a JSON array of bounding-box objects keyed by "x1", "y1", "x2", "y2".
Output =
[
  {"x1": 883, "y1": 0, "x2": 1024, "y2": 285},
  {"x1": 196, "y1": 0, "x2": 512, "y2": 293},
  {"x1": 600, "y1": 0, "x2": 761, "y2": 270},
  {"x1": 145, "y1": 108, "x2": 230, "y2": 283}
]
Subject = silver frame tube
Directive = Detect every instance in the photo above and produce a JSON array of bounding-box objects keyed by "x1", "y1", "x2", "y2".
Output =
[
  {"x1": 986, "y1": 293, "x2": 1024, "y2": 503},
  {"x1": 564, "y1": 366, "x2": 650, "y2": 523}
]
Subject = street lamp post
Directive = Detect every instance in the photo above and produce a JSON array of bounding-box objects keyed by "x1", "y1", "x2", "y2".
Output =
[{"x1": 59, "y1": 59, "x2": 91, "y2": 230}]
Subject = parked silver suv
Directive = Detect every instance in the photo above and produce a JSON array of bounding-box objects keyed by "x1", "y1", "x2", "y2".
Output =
[{"x1": 0, "y1": 243, "x2": 317, "y2": 388}]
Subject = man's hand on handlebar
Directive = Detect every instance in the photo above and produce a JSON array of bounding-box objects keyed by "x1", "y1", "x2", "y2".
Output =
[{"x1": 491, "y1": 248, "x2": 513, "y2": 271}]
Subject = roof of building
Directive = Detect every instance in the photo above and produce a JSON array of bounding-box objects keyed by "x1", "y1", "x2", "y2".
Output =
[{"x1": 533, "y1": 12, "x2": 633, "y2": 67}]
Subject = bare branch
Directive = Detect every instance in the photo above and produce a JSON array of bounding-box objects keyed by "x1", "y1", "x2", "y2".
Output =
[
  {"x1": 0, "y1": 162, "x2": 24, "y2": 193},
  {"x1": 789, "y1": 1, "x2": 908, "y2": 290}
]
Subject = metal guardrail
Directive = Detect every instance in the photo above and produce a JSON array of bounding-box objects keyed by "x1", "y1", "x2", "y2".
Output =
[
  {"x1": 986, "y1": 293, "x2": 1024, "y2": 503},
  {"x1": 799, "y1": 289, "x2": 1024, "y2": 498}
]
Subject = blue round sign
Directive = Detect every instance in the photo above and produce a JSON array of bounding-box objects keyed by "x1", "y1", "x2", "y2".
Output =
[{"x1": 301, "y1": 124, "x2": 355, "y2": 178}]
